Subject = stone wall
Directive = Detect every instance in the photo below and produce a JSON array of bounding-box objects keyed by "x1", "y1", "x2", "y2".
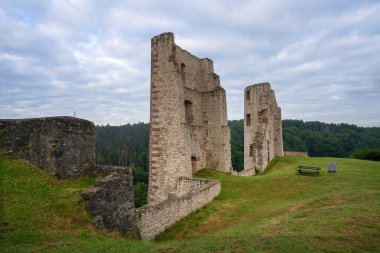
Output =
[
  {"x1": 81, "y1": 166, "x2": 136, "y2": 234},
  {"x1": 176, "y1": 177, "x2": 211, "y2": 196},
  {"x1": 231, "y1": 168, "x2": 255, "y2": 176},
  {"x1": 135, "y1": 178, "x2": 221, "y2": 240},
  {"x1": 81, "y1": 166, "x2": 220, "y2": 240},
  {"x1": 0, "y1": 116, "x2": 95, "y2": 178},
  {"x1": 284, "y1": 151, "x2": 309, "y2": 157},
  {"x1": 243, "y1": 83, "x2": 283, "y2": 175},
  {"x1": 148, "y1": 32, "x2": 231, "y2": 205},
  {"x1": 91, "y1": 164, "x2": 131, "y2": 177}
]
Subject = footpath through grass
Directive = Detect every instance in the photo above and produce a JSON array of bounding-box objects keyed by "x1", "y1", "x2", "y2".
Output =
[{"x1": 1, "y1": 153, "x2": 379, "y2": 252}]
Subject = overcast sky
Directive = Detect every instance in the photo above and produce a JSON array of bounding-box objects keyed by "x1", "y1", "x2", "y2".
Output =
[{"x1": 1, "y1": 0, "x2": 380, "y2": 126}]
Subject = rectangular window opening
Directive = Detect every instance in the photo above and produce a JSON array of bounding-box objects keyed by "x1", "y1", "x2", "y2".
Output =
[
  {"x1": 250, "y1": 145, "x2": 254, "y2": 156},
  {"x1": 246, "y1": 113, "x2": 251, "y2": 126}
]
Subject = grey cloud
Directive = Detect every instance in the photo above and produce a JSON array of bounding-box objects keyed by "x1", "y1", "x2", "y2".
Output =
[{"x1": 0, "y1": 0, "x2": 379, "y2": 126}]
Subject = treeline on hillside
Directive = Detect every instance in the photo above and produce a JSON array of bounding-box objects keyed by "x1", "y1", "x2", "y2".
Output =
[
  {"x1": 96, "y1": 120, "x2": 380, "y2": 205},
  {"x1": 228, "y1": 119, "x2": 380, "y2": 169},
  {"x1": 282, "y1": 119, "x2": 380, "y2": 157}
]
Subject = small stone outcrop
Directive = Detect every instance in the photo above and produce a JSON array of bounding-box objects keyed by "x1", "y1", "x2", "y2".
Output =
[
  {"x1": 0, "y1": 116, "x2": 95, "y2": 178},
  {"x1": 81, "y1": 167, "x2": 136, "y2": 234}
]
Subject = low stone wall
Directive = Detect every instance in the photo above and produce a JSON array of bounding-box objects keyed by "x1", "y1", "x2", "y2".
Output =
[
  {"x1": 92, "y1": 164, "x2": 130, "y2": 177},
  {"x1": 0, "y1": 116, "x2": 95, "y2": 178},
  {"x1": 81, "y1": 166, "x2": 136, "y2": 234},
  {"x1": 231, "y1": 168, "x2": 255, "y2": 176},
  {"x1": 176, "y1": 177, "x2": 210, "y2": 196},
  {"x1": 284, "y1": 151, "x2": 309, "y2": 157},
  {"x1": 135, "y1": 178, "x2": 221, "y2": 240},
  {"x1": 82, "y1": 174, "x2": 220, "y2": 240}
]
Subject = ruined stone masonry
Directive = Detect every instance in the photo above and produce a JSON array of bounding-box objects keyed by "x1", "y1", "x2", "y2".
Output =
[
  {"x1": 135, "y1": 178, "x2": 220, "y2": 240},
  {"x1": 83, "y1": 32, "x2": 226, "y2": 240},
  {"x1": 242, "y1": 83, "x2": 283, "y2": 176},
  {"x1": 1, "y1": 33, "x2": 285, "y2": 241},
  {"x1": 148, "y1": 32, "x2": 230, "y2": 205},
  {"x1": 82, "y1": 168, "x2": 221, "y2": 240},
  {"x1": 0, "y1": 116, "x2": 95, "y2": 178},
  {"x1": 284, "y1": 151, "x2": 308, "y2": 157},
  {"x1": 81, "y1": 166, "x2": 135, "y2": 235}
]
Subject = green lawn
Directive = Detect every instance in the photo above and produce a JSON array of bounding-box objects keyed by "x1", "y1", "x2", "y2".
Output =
[{"x1": 1, "y1": 153, "x2": 379, "y2": 252}]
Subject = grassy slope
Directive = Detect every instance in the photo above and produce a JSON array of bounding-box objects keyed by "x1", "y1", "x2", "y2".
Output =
[{"x1": 1, "y1": 153, "x2": 379, "y2": 252}]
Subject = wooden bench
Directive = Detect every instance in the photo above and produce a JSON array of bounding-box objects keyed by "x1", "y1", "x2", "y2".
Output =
[{"x1": 297, "y1": 166, "x2": 321, "y2": 175}]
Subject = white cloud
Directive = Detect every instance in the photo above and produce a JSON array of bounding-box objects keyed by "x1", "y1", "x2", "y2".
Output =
[{"x1": 0, "y1": 0, "x2": 379, "y2": 126}]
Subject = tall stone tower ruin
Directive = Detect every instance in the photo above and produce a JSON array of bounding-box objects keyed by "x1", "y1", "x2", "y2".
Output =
[
  {"x1": 243, "y1": 83, "x2": 283, "y2": 175},
  {"x1": 148, "y1": 32, "x2": 231, "y2": 205}
]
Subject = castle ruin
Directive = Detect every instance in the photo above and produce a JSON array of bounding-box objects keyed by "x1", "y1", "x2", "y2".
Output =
[
  {"x1": 242, "y1": 83, "x2": 283, "y2": 176},
  {"x1": 148, "y1": 32, "x2": 231, "y2": 204},
  {"x1": 1, "y1": 33, "x2": 284, "y2": 241}
]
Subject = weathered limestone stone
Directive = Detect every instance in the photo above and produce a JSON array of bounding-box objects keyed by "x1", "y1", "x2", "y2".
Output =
[
  {"x1": 134, "y1": 178, "x2": 221, "y2": 240},
  {"x1": 148, "y1": 32, "x2": 231, "y2": 204},
  {"x1": 284, "y1": 151, "x2": 308, "y2": 157},
  {"x1": 243, "y1": 83, "x2": 283, "y2": 175},
  {"x1": 0, "y1": 116, "x2": 95, "y2": 178},
  {"x1": 81, "y1": 167, "x2": 135, "y2": 234}
]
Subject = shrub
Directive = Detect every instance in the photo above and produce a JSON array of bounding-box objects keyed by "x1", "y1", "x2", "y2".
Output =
[{"x1": 352, "y1": 148, "x2": 380, "y2": 161}]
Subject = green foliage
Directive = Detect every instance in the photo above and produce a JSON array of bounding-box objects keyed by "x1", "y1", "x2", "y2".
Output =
[
  {"x1": 96, "y1": 123, "x2": 149, "y2": 170},
  {"x1": 96, "y1": 123, "x2": 149, "y2": 206},
  {"x1": 131, "y1": 166, "x2": 148, "y2": 207},
  {"x1": 228, "y1": 120, "x2": 244, "y2": 171},
  {"x1": 352, "y1": 148, "x2": 380, "y2": 161},
  {"x1": 282, "y1": 119, "x2": 380, "y2": 157},
  {"x1": 131, "y1": 166, "x2": 148, "y2": 185},
  {"x1": 134, "y1": 182, "x2": 148, "y2": 207}
]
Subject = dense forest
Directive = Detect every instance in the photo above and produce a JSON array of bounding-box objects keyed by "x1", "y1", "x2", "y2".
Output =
[
  {"x1": 96, "y1": 120, "x2": 380, "y2": 206},
  {"x1": 229, "y1": 119, "x2": 380, "y2": 170},
  {"x1": 96, "y1": 123, "x2": 149, "y2": 206}
]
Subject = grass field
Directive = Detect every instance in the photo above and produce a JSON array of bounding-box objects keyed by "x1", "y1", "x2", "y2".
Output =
[{"x1": 1, "y1": 153, "x2": 379, "y2": 252}]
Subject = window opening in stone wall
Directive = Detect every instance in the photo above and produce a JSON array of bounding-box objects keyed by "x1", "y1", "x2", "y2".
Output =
[
  {"x1": 181, "y1": 63, "x2": 186, "y2": 84},
  {"x1": 246, "y1": 113, "x2": 251, "y2": 126},
  {"x1": 258, "y1": 109, "x2": 268, "y2": 125},
  {"x1": 249, "y1": 145, "x2": 254, "y2": 156},
  {"x1": 191, "y1": 155, "x2": 198, "y2": 173},
  {"x1": 184, "y1": 100, "x2": 193, "y2": 123},
  {"x1": 246, "y1": 90, "x2": 250, "y2": 100},
  {"x1": 267, "y1": 140, "x2": 270, "y2": 163}
]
